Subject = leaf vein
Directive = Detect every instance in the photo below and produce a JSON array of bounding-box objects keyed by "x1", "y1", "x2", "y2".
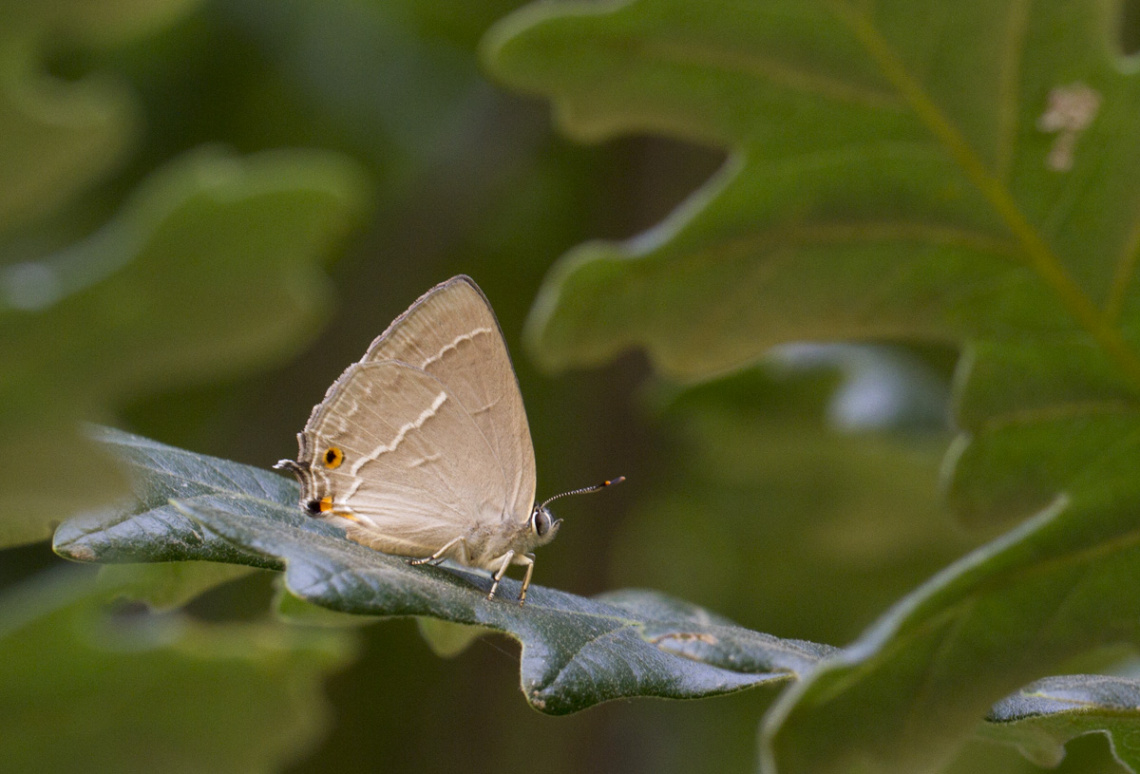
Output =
[
  {"x1": 638, "y1": 37, "x2": 903, "y2": 111},
  {"x1": 830, "y1": 0, "x2": 1140, "y2": 392},
  {"x1": 995, "y1": 0, "x2": 1029, "y2": 180}
]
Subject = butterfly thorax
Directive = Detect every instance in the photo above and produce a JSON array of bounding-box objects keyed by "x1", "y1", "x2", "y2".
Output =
[{"x1": 435, "y1": 505, "x2": 560, "y2": 570}]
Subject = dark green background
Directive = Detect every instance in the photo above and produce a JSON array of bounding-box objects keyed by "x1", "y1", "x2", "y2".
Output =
[{"x1": 4, "y1": 1, "x2": 1139, "y2": 772}]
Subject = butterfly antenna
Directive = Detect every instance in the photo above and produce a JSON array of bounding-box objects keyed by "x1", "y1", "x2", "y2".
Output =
[{"x1": 540, "y1": 476, "x2": 625, "y2": 509}]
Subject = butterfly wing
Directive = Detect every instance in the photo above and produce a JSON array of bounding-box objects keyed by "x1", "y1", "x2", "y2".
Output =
[
  {"x1": 297, "y1": 360, "x2": 511, "y2": 560},
  {"x1": 360, "y1": 276, "x2": 536, "y2": 522}
]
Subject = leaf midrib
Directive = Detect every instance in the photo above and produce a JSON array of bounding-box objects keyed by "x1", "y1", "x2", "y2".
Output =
[{"x1": 831, "y1": 0, "x2": 1140, "y2": 391}]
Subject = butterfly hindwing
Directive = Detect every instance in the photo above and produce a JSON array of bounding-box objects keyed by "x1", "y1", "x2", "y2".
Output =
[
  {"x1": 300, "y1": 360, "x2": 510, "y2": 556},
  {"x1": 361, "y1": 276, "x2": 536, "y2": 523}
]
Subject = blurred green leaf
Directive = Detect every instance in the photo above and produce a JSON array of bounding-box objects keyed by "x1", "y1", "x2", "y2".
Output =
[
  {"x1": 0, "y1": 565, "x2": 355, "y2": 774},
  {"x1": 0, "y1": 0, "x2": 199, "y2": 231},
  {"x1": 484, "y1": 0, "x2": 1140, "y2": 771},
  {"x1": 97, "y1": 561, "x2": 255, "y2": 610},
  {"x1": 278, "y1": 588, "x2": 498, "y2": 664},
  {"x1": 415, "y1": 616, "x2": 488, "y2": 658},
  {"x1": 612, "y1": 355, "x2": 977, "y2": 646},
  {"x1": 274, "y1": 584, "x2": 375, "y2": 627},
  {"x1": 56, "y1": 427, "x2": 834, "y2": 713},
  {"x1": 980, "y1": 675, "x2": 1140, "y2": 773},
  {"x1": 2, "y1": 147, "x2": 371, "y2": 547}
]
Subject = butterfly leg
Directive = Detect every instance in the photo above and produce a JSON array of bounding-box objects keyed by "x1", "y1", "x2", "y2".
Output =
[
  {"x1": 488, "y1": 550, "x2": 516, "y2": 601},
  {"x1": 516, "y1": 553, "x2": 536, "y2": 607},
  {"x1": 409, "y1": 536, "x2": 468, "y2": 567}
]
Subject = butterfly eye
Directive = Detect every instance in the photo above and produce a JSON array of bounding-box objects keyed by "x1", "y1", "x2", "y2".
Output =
[
  {"x1": 532, "y1": 508, "x2": 552, "y2": 537},
  {"x1": 323, "y1": 447, "x2": 344, "y2": 469}
]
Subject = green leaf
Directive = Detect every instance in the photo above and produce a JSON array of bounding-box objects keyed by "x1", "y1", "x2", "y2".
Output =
[
  {"x1": 274, "y1": 583, "x2": 377, "y2": 628},
  {"x1": 485, "y1": 0, "x2": 991, "y2": 377},
  {"x1": 276, "y1": 564, "x2": 529, "y2": 661},
  {"x1": 0, "y1": 565, "x2": 355, "y2": 774},
  {"x1": 759, "y1": 486, "x2": 1140, "y2": 774},
  {"x1": 51, "y1": 430, "x2": 1140, "y2": 755},
  {"x1": 0, "y1": 0, "x2": 200, "y2": 231},
  {"x1": 2, "y1": 147, "x2": 371, "y2": 547},
  {"x1": 97, "y1": 561, "x2": 256, "y2": 611},
  {"x1": 612, "y1": 353, "x2": 979, "y2": 646},
  {"x1": 415, "y1": 616, "x2": 489, "y2": 658},
  {"x1": 57, "y1": 427, "x2": 835, "y2": 713},
  {"x1": 53, "y1": 425, "x2": 320, "y2": 568},
  {"x1": 486, "y1": 0, "x2": 1138, "y2": 380},
  {"x1": 980, "y1": 675, "x2": 1140, "y2": 773},
  {"x1": 484, "y1": 0, "x2": 1140, "y2": 770}
]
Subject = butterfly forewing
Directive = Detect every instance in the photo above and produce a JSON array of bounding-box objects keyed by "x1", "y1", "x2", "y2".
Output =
[
  {"x1": 361, "y1": 276, "x2": 536, "y2": 522},
  {"x1": 300, "y1": 361, "x2": 511, "y2": 556}
]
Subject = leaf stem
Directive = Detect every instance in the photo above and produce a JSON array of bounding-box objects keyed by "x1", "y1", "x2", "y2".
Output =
[{"x1": 832, "y1": 1, "x2": 1140, "y2": 390}]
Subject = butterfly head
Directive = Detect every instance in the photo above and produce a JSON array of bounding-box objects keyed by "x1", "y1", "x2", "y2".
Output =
[{"x1": 528, "y1": 505, "x2": 562, "y2": 547}]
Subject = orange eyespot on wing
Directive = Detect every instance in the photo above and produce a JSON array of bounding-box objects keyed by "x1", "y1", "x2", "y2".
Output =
[
  {"x1": 323, "y1": 447, "x2": 344, "y2": 469},
  {"x1": 319, "y1": 496, "x2": 334, "y2": 512}
]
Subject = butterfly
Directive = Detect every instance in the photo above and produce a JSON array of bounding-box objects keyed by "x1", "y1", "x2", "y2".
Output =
[{"x1": 275, "y1": 276, "x2": 620, "y2": 605}]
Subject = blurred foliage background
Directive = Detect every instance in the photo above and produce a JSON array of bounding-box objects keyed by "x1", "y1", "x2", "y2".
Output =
[{"x1": 3, "y1": 0, "x2": 1136, "y2": 772}]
